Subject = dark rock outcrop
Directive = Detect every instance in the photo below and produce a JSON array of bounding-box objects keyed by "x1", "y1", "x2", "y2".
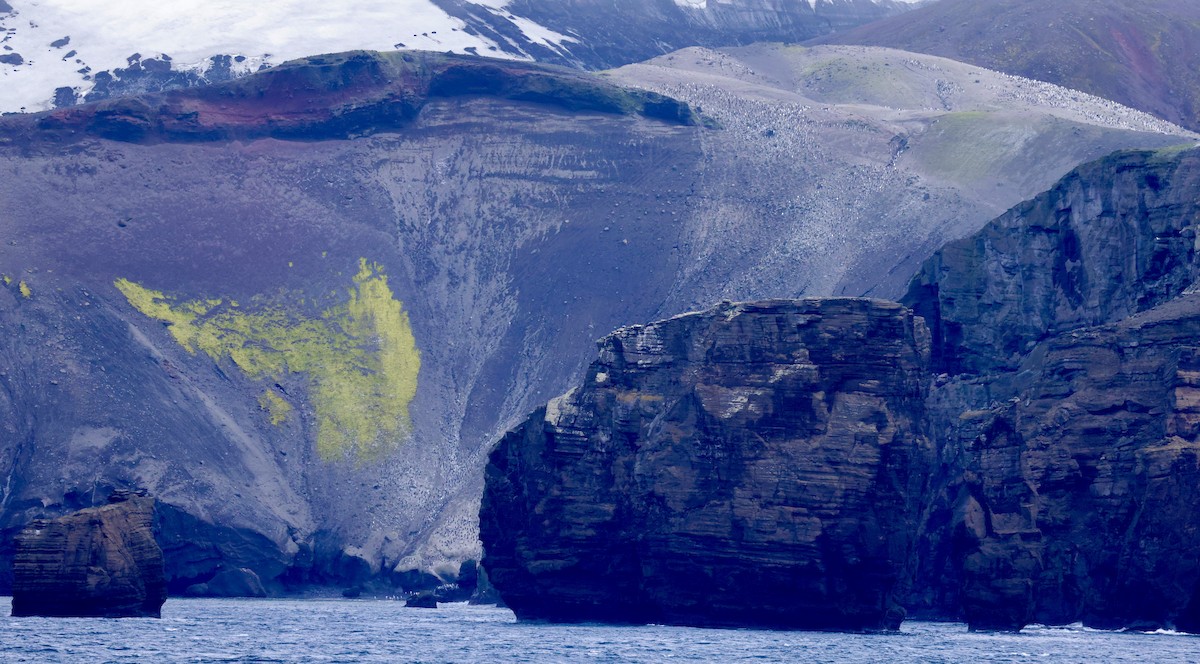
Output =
[
  {"x1": 905, "y1": 146, "x2": 1200, "y2": 377},
  {"x1": 483, "y1": 145, "x2": 1200, "y2": 632},
  {"x1": 12, "y1": 50, "x2": 695, "y2": 146},
  {"x1": 482, "y1": 299, "x2": 934, "y2": 631},
  {"x1": 0, "y1": 44, "x2": 1188, "y2": 599},
  {"x1": 183, "y1": 565, "x2": 268, "y2": 598},
  {"x1": 11, "y1": 493, "x2": 166, "y2": 618},
  {"x1": 405, "y1": 591, "x2": 438, "y2": 609},
  {"x1": 906, "y1": 145, "x2": 1200, "y2": 631}
]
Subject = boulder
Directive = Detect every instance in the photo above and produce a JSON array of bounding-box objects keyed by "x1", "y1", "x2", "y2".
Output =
[
  {"x1": 405, "y1": 591, "x2": 438, "y2": 608},
  {"x1": 11, "y1": 493, "x2": 166, "y2": 618},
  {"x1": 183, "y1": 565, "x2": 268, "y2": 598},
  {"x1": 481, "y1": 299, "x2": 934, "y2": 631}
]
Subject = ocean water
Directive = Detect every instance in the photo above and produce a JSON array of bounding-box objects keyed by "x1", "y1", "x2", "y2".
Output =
[{"x1": 1, "y1": 597, "x2": 1197, "y2": 663}]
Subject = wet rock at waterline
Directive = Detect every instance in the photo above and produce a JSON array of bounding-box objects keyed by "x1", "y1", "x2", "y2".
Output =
[{"x1": 11, "y1": 492, "x2": 166, "y2": 618}]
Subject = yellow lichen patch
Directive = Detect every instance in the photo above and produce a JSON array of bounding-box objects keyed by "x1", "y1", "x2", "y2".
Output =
[
  {"x1": 18, "y1": 281, "x2": 31, "y2": 298},
  {"x1": 2, "y1": 275, "x2": 11, "y2": 285},
  {"x1": 258, "y1": 390, "x2": 293, "y2": 426},
  {"x1": 115, "y1": 259, "x2": 421, "y2": 462}
]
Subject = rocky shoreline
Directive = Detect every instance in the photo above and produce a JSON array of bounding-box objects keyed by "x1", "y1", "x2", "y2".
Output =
[
  {"x1": 482, "y1": 145, "x2": 1200, "y2": 632},
  {"x1": 11, "y1": 492, "x2": 166, "y2": 618}
]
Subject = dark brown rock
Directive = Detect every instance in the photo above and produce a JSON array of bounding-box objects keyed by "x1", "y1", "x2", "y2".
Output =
[
  {"x1": 11, "y1": 494, "x2": 166, "y2": 618},
  {"x1": 11, "y1": 50, "x2": 694, "y2": 146},
  {"x1": 480, "y1": 145, "x2": 1200, "y2": 633},
  {"x1": 905, "y1": 146, "x2": 1200, "y2": 376},
  {"x1": 183, "y1": 565, "x2": 267, "y2": 598},
  {"x1": 481, "y1": 298, "x2": 934, "y2": 631},
  {"x1": 923, "y1": 297, "x2": 1200, "y2": 631},
  {"x1": 405, "y1": 591, "x2": 438, "y2": 608},
  {"x1": 906, "y1": 145, "x2": 1200, "y2": 632}
]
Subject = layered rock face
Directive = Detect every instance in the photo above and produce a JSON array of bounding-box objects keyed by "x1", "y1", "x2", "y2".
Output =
[
  {"x1": 11, "y1": 493, "x2": 166, "y2": 618},
  {"x1": 484, "y1": 145, "x2": 1200, "y2": 632},
  {"x1": 906, "y1": 146, "x2": 1200, "y2": 376},
  {"x1": 931, "y1": 299, "x2": 1200, "y2": 630},
  {"x1": 482, "y1": 299, "x2": 934, "y2": 630},
  {"x1": 0, "y1": 47, "x2": 1189, "y2": 597},
  {"x1": 906, "y1": 145, "x2": 1200, "y2": 631}
]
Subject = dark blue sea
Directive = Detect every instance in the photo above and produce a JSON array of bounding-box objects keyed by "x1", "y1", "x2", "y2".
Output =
[{"x1": 1, "y1": 597, "x2": 1197, "y2": 663}]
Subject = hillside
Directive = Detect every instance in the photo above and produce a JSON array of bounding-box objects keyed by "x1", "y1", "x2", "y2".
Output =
[
  {"x1": 815, "y1": 0, "x2": 1200, "y2": 132},
  {"x1": 0, "y1": 47, "x2": 1192, "y2": 594},
  {"x1": 0, "y1": 0, "x2": 919, "y2": 113}
]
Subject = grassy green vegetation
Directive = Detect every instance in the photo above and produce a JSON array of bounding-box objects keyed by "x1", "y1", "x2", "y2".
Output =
[
  {"x1": 1148, "y1": 142, "x2": 1199, "y2": 162},
  {"x1": 258, "y1": 390, "x2": 293, "y2": 426},
  {"x1": 115, "y1": 259, "x2": 420, "y2": 461},
  {"x1": 799, "y1": 56, "x2": 926, "y2": 108},
  {"x1": 909, "y1": 112, "x2": 1034, "y2": 181}
]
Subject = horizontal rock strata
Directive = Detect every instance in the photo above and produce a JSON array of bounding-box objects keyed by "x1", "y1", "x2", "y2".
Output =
[
  {"x1": 11, "y1": 493, "x2": 167, "y2": 618},
  {"x1": 907, "y1": 145, "x2": 1200, "y2": 631},
  {"x1": 482, "y1": 298, "x2": 934, "y2": 631}
]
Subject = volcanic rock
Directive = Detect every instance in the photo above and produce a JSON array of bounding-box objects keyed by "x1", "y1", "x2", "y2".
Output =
[
  {"x1": 405, "y1": 591, "x2": 438, "y2": 608},
  {"x1": 481, "y1": 298, "x2": 934, "y2": 631},
  {"x1": 11, "y1": 493, "x2": 166, "y2": 618},
  {"x1": 481, "y1": 145, "x2": 1200, "y2": 632},
  {"x1": 0, "y1": 47, "x2": 1189, "y2": 597},
  {"x1": 183, "y1": 565, "x2": 268, "y2": 598},
  {"x1": 906, "y1": 145, "x2": 1200, "y2": 631},
  {"x1": 905, "y1": 146, "x2": 1200, "y2": 377}
]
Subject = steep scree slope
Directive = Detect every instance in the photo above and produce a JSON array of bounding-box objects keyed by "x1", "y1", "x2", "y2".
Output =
[{"x1": 0, "y1": 48, "x2": 1192, "y2": 594}]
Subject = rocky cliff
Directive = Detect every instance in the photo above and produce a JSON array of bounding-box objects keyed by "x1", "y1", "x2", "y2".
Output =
[
  {"x1": 483, "y1": 145, "x2": 1200, "y2": 632},
  {"x1": 905, "y1": 145, "x2": 1200, "y2": 631},
  {"x1": 11, "y1": 493, "x2": 166, "y2": 618},
  {"x1": 905, "y1": 146, "x2": 1200, "y2": 376},
  {"x1": 0, "y1": 47, "x2": 1190, "y2": 597},
  {"x1": 481, "y1": 299, "x2": 934, "y2": 630}
]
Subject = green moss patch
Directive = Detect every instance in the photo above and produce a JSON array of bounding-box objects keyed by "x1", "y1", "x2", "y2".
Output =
[{"x1": 115, "y1": 259, "x2": 420, "y2": 462}]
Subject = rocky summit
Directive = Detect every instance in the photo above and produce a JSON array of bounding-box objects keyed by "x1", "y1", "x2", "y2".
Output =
[
  {"x1": 482, "y1": 145, "x2": 1200, "y2": 632},
  {"x1": 481, "y1": 299, "x2": 934, "y2": 631},
  {"x1": 11, "y1": 492, "x2": 166, "y2": 618}
]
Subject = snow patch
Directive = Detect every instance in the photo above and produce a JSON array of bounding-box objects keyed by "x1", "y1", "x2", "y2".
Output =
[{"x1": 0, "y1": 0, "x2": 521, "y2": 112}]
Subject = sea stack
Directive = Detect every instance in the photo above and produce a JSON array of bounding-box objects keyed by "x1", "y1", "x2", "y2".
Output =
[
  {"x1": 481, "y1": 299, "x2": 934, "y2": 631},
  {"x1": 11, "y1": 491, "x2": 167, "y2": 618}
]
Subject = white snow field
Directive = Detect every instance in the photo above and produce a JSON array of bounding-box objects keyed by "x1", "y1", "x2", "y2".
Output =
[{"x1": 0, "y1": 0, "x2": 921, "y2": 113}]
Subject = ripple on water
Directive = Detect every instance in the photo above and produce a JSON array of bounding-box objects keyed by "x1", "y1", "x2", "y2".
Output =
[{"x1": 0, "y1": 597, "x2": 1197, "y2": 663}]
